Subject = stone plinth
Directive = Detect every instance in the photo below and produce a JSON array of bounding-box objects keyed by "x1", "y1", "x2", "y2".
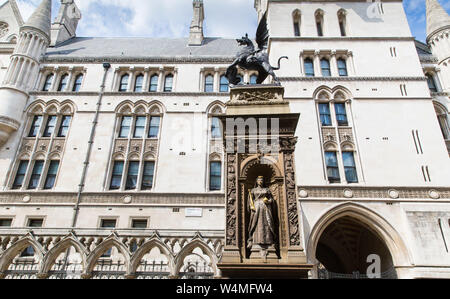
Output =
[{"x1": 217, "y1": 85, "x2": 313, "y2": 278}]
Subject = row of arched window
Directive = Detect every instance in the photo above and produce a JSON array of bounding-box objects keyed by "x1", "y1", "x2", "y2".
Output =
[
  {"x1": 292, "y1": 9, "x2": 348, "y2": 37},
  {"x1": 41, "y1": 72, "x2": 84, "y2": 92},
  {"x1": 304, "y1": 57, "x2": 348, "y2": 77},
  {"x1": 118, "y1": 73, "x2": 173, "y2": 93}
]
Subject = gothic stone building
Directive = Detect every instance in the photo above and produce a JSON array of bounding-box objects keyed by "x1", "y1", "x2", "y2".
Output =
[{"x1": 0, "y1": 0, "x2": 448, "y2": 279}]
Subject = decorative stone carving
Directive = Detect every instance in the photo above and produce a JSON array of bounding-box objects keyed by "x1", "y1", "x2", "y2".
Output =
[
  {"x1": 389, "y1": 189, "x2": 400, "y2": 199},
  {"x1": 343, "y1": 189, "x2": 354, "y2": 198},
  {"x1": 298, "y1": 189, "x2": 308, "y2": 198},
  {"x1": 0, "y1": 22, "x2": 8, "y2": 38},
  {"x1": 226, "y1": 154, "x2": 237, "y2": 246},
  {"x1": 227, "y1": 86, "x2": 285, "y2": 106},
  {"x1": 429, "y1": 190, "x2": 440, "y2": 200},
  {"x1": 22, "y1": 195, "x2": 31, "y2": 203},
  {"x1": 283, "y1": 152, "x2": 300, "y2": 246},
  {"x1": 122, "y1": 196, "x2": 132, "y2": 204}
]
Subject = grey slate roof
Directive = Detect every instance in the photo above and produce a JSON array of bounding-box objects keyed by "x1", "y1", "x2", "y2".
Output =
[{"x1": 45, "y1": 37, "x2": 240, "y2": 59}]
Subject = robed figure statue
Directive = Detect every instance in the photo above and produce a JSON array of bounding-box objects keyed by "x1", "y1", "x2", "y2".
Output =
[{"x1": 247, "y1": 176, "x2": 277, "y2": 252}]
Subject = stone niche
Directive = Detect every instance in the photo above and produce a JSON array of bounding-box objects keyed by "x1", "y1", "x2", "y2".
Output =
[{"x1": 217, "y1": 85, "x2": 312, "y2": 279}]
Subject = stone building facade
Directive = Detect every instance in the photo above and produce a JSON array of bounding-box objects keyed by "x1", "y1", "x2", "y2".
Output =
[{"x1": 0, "y1": 0, "x2": 448, "y2": 279}]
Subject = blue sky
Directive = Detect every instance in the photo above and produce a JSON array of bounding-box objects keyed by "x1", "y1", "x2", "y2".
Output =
[{"x1": 6, "y1": 0, "x2": 450, "y2": 42}]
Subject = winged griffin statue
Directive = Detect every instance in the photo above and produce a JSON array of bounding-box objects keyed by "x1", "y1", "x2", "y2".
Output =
[{"x1": 226, "y1": 13, "x2": 288, "y2": 86}]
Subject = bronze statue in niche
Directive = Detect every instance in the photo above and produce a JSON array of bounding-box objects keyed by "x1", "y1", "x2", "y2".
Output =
[{"x1": 247, "y1": 176, "x2": 279, "y2": 259}]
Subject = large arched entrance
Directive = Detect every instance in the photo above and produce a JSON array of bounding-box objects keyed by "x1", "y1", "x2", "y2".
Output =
[{"x1": 315, "y1": 216, "x2": 397, "y2": 279}]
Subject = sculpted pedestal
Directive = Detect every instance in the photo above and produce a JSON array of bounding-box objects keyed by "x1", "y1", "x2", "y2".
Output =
[{"x1": 217, "y1": 85, "x2": 313, "y2": 279}]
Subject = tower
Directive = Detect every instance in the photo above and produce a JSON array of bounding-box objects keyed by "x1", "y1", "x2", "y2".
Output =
[
  {"x1": 50, "y1": 0, "x2": 81, "y2": 46},
  {"x1": 426, "y1": 0, "x2": 450, "y2": 92},
  {"x1": 0, "y1": 0, "x2": 52, "y2": 147},
  {"x1": 188, "y1": 0, "x2": 204, "y2": 46}
]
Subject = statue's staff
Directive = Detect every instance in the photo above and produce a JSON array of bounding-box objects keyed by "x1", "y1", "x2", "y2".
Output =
[{"x1": 248, "y1": 189, "x2": 256, "y2": 212}]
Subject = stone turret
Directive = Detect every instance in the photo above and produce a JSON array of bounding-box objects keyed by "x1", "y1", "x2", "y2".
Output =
[
  {"x1": 0, "y1": 0, "x2": 52, "y2": 147},
  {"x1": 426, "y1": 0, "x2": 450, "y2": 92},
  {"x1": 188, "y1": 0, "x2": 204, "y2": 46},
  {"x1": 50, "y1": 0, "x2": 81, "y2": 46}
]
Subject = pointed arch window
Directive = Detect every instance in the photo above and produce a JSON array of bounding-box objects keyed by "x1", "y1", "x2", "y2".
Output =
[
  {"x1": 315, "y1": 10, "x2": 324, "y2": 37},
  {"x1": 335, "y1": 103, "x2": 348, "y2": 126},
  {"x1": 57, "y1": 74, "x2": 69, "y2": 92},
  {"x1": 164, "y1": 74, "x2": 173, "y2": 92},
  {"x1": 44, "y1": 160, "x2": 60, "y2": 190},
  {"x1": 110, "y1": 161, "x2": 124, "y2": 190},
  {"x1": 337, "y1": 59, "x2": 348, "y2": 77},
  {"x1": 119, "y1": 74, "x2": 129, "y2": 92},
  {"x1": 149, "y1": 75, "x2": 159, "y2": 92},
  {"x1": 426, "y1": 74, "x2": 438, "y2": 92},
  {"x1": 343, "y1": 152, "x2": 358, "y2": 183},
  {"x1": 209, "y1": 161, "x2": 222, "y2": 191},
  {"x1": 141, "y1": 161, "x2": 155, "y2": 190},
  {"x1": 28, "y1": 115, "x2": 43, "y2": 137},
  {"x1": 320, "y1": 59, "x2": 331, "y2": 77},
  {"x1": 125, "y1": 161, "x2": 140, "y2": 190},
  {"x1": 72, "y1": 74, "x2": 83, "y2": 92},
  {"x1": 293, "y1": 10, "x2": 301, "y2": 37},
  {"x1": 12, "y1": 160, "x2": 29, "y2": 189},
  {"x1": 338, "y1": 10, "x2": 347, "y2": 37},
  {"x1": 42, "y1": 74, "x2": 54, "y2": 91},
  {"x1": 220, "y1": 75, "x2": 229, "y2": 92},
  {"x1": 205, "y1": 75, "x2": 214, "y2": 92},
  {"x1": 133, "y1": 116, "x2": 146, "y2": 138},
  {"x1": 304, "y1": 58, "x2": 315, "y2": 77},
  {"x1": 119, "y1": 116, "x2": 132, "y2": 138},
  {"x1": 57, "y1": 116, "x2": 72, "y2": 137},
  {"x1": 319, "y1": 103, "x2": 332, "y2": 126},
  {"x1": 134, "y1": 74, "x2": 144, "y2": 92},
  {"x1": 325, "y1": 152, "x2": 340, "y2": 183},
  {"x1": 211, "y1": 117, "x2": 222, "y2": 139},
  {"x1": 28, "y1": 160, "x2": 44, "y2": 190}
]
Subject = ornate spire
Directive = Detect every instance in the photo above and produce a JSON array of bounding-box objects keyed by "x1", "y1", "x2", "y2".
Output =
[
  {"x1": 23, "y1": 0, "x2": 52, "y2": 39},
  {"x1": 426, "y1": 0, "x2": 450, "y2": 40}
]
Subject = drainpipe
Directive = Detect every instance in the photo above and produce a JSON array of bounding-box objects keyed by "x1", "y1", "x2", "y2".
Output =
[{"x1": 70, "y1": 62, "x2": 111, "y2": 228}]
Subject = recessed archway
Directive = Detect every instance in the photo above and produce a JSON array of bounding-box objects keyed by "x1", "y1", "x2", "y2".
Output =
[{"x1": 315, "y1": 216, "x2": 396, "y2": 278}]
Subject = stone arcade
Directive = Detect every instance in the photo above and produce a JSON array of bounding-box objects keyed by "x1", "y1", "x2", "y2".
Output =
[{"x1": 0, "y1": 0, "x2": 448, "y2": 279}]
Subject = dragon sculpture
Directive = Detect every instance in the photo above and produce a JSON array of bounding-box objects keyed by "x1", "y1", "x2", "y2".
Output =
[{"x1": 226, "y1": 13, "x2": 288, "y2": 86}]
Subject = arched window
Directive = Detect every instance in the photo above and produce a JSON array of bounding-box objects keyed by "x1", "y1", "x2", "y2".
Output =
[
  {"x1": 319, "y1": 103, "x2": 332, "y2": 126},
  {"x1": 315, "y1": 10, "x2": 324, "y2": 37},
  {"x1": 164, "y1": 74, "x2": 173, "y2": 92},
  {"x1": 57, "y1": 74, "x2": 69, "y2": 91},
  {"x1": 209, "y1": 161, "x2": 222, "y2": 191},
  {"x1": 434, "y1": 103, "x2": 450, "y2": 140},
  {"x1": 325, "y1": 152, "x2": 340, "y2": 183},
  {"x1": 304, "y1": 58, "x2": 315, "y2": 77},
  {"x1": 148, "y1": 116, "x2": 161, "y2": 138},
  {"x1": 133, "y1": 116, "x2": 146, "y2": 138},
  {"x1": 293, "y1": 10, "x2": 301, "y2": 37},
  {"x1": 72, "y1": 74, "x2": 83, "y2": 92},
  {"x1": 110, "y1": 160, "x2": 124, "y2": 190},
  {"x1": 220, "y1": 75, "x2": 229, "y2": 92},
  {"x1": 28, "y1": 115, "x2": 43, "y2": 137},
  {"x1": 211, "y1": 117, "x2": 222, "y2": 139},
  {"x1": 125, "y1": 161, "x2": 140, "y2": 190},
  {"x1": 250, "y1": 75, "x2": 258, "y2": 85},
  {"x1": 149, "y1": 75, "x2": 158, "y2": 92},
  {"x1": 321, "y1": 59, "x2": 331, "y2": 77},
  {"x1": 338, "y1": 10, "x2": 347, "y2": 37},
  {"x1": 43, "y1": 115, "x2": 57, "y2": 137},
  {"x1": 119, "y1": 74, "x2": 129, "y2": 92},
  {"x1": 42, "y1": 74, "x2": 54, "y2": 91},
  {"x1": 204, "y1": 75, "x2": 214, "y2": 92},
  {"x1": 134, "y1": 74, "x2": 144, "y2": 92},
  {"x1": 343, "y1": 152, "x2": 358, "y2": 183},
  {"x1": 334, "y1": 103, "x2": 348, "y2": 126},
  {"x1": 426, "y1": 74, "x2": 438, "y2": 92},
  {"x1": 119, "y1": 116, "x2": 132, "y2": 138},
  {"x1": 141, "y1": 161, "x2": 155, "y2": 190},
  {"x1": 337, "y1": 59, "x2": 348, "y2": 77}
]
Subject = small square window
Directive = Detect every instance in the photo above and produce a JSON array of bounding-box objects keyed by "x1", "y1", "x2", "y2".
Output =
[
  {"x1": 132, "y1": 219, "x2": 148, "y2": 229},
  {"x1": 100, "y1": 219, "x2": 117, "y2": 228},
  {"x1": 0, "y1": 219, "x2": 12, "y2": 227},
  {"x1": 27, "y1": 218, "x2": 43, "y2": 228}
]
